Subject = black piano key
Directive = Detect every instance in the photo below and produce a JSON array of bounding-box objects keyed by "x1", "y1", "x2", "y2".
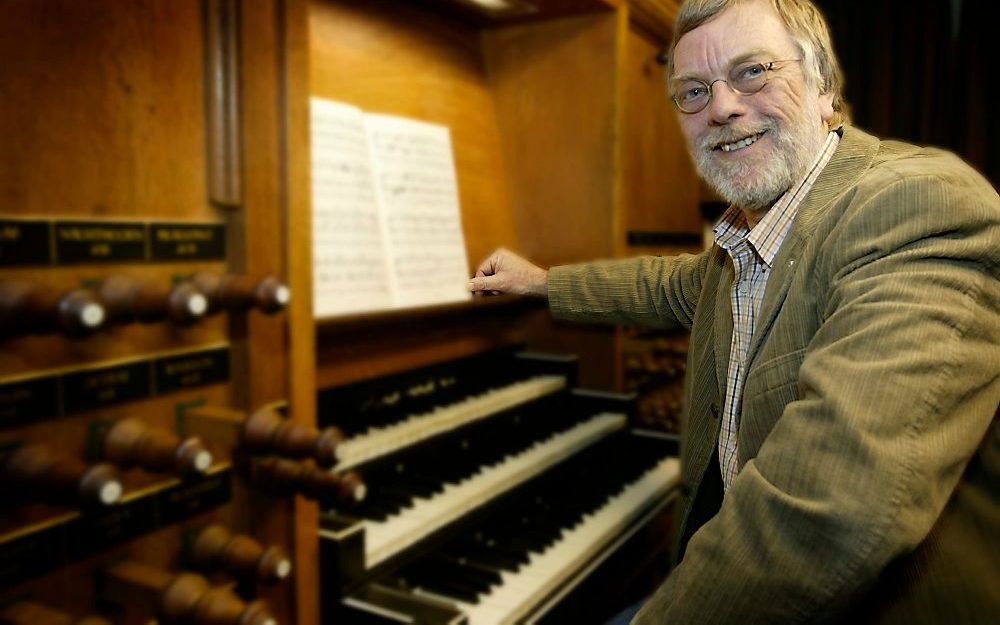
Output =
[
  {"x1": 440, "y1": 542, "x2": 523, "y2": 573},
  {"x1": 430, "y1": 554, "x2": 501, "y2": 589}
]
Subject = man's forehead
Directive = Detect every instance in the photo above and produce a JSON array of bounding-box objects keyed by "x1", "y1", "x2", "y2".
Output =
[{"x1": 672, "y1": 1, "x2": 797, "y2": 76}]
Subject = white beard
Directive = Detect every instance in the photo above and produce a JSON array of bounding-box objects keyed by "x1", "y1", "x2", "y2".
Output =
[{"x1": 693, "y1": 100, "x2": 827, "y2": 211}]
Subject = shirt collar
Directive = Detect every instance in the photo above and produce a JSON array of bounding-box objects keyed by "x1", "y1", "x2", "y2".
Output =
[{"x1": 713, "y1": 130, "x2": 840, "y2": 267}]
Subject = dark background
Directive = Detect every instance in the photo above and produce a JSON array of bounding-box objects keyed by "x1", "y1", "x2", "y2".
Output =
[{"x1": 813, "y1": 0, "x2": 995, "y2": 186}]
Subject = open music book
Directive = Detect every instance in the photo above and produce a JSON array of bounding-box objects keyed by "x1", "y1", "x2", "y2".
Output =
[{"x1": 310, "y1": 98, "x2": 471, "y2": 317}]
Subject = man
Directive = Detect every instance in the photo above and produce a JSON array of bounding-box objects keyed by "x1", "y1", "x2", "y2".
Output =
[{"x1": 467, "y1": 0, "x2": 999, "y2": 622}]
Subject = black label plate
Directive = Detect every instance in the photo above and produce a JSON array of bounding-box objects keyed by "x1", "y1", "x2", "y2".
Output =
[
  {"x1": 0, "y1": 219, "x2": 51, "y2": 266},
  {"x1": 0, "y1": 522, "x2": 67, "y2": 587},
  {"x1": 54, "y1": 221, "x2": 147, "y2": 264},
  {"x1": 62, "y1": 361, "x2": 152, "y2": 413},
  {"x1": 0, "y1": 376, "x2": 60, "y2": 426},
  {"x1": 149, "y1": 223, "x2": 226, "y2": 260},
  {"x1": 67, "y1": 494, "x2": 159, "y2": 558},
  {"x1": 154, "y1": 347, "x2": 230, "y2": 394},
  {"x1": 158, "y1": 470, "x2": 232, "y2": 524}
]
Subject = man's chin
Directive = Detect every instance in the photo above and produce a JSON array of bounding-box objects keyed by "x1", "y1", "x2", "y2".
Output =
[{"x1": 702, "y1": 175, "x2": 783, "y2": 211}]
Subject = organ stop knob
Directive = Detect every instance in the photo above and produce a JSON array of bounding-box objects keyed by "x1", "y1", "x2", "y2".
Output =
[
  {"x1": 102, "y1": 417, "x2": 213, "y2": 475},
  {"x1": 97, "y1": 274, "x2": 208, "y2": 325},
  {"x1": 1, "y1": 444, "x2": 122, "y2": 507},
  {"x1": 191, "y1": 524, "x2": 292, "y2": 584}
]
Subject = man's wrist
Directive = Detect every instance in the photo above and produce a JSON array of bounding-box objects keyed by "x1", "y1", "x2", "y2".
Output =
[{"x1": 534, "y1": 269, "x2": 549, "y2": 299}]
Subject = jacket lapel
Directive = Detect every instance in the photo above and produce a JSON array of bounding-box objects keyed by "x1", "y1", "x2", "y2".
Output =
[{"x1": 744, "y1": 126, "x2": 882, "y2": 368}]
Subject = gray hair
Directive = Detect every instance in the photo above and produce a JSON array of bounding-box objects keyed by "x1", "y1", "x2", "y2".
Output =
[{"x1": 666, "y1": 0, "x2": 851, "y2": 128}]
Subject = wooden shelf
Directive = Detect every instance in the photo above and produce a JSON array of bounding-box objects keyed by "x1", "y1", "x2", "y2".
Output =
[{"x1": 316, "y1": 294, "x2": 545, "y2": 335}]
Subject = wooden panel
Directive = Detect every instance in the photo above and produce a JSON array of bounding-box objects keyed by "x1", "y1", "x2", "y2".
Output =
[
  {"x1": 619, "y1": 24, "x2": 701, "y2": 241},
  {"x1": 483, "y1": 12, "x2": 620, "y2": 267},
  {"x1": 627, "y1": 0, "x2": 681, "y2": 41},
  {"x1": 423, "y1": 0, "x2": 619, "y2": 26},
  {"x1": 0, "y1": 0, "x2": 210, "y2": 220},
  {"x1": 237, "y1": 1, "x2": 304, "y2": 623},
  {"x1": 284, "y1": 0, "x2": 323, "y2": 621},
  {"x1": 308, "y1": 0, "x2": 519, "y2": 272}
]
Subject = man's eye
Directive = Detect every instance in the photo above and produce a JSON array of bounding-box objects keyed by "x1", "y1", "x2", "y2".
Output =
[
  {"x1": 681, "y1": 86, "x2": 707, "y2": 102},
  {"x1": 737, "y1": 64, "x2": 765, "y2": 80}
]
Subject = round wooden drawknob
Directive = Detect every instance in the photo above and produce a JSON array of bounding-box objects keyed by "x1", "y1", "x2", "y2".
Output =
[
  {"x1": 242, "y1": 406, "x2": 344, "y2": 468},
  {"x1": 191, "y1": 524, "x2": 292, "y2": 584},
  {"x1": 253, "y1": 276, "x2": 290, "y2": 314},
  {"x1": 251, "y1": 457, "x2": 365, "y2": 507},
  {"x1": 160, "y1": 572, "x2": 277, "y2": 625},
  {"x1": 103, "y1": 417, "x2": 213, "y2": 475},
  {"x1": 56, "y1": 288, "x2": 107, "y2": 335},
  {"x1": 191, "y1": 272, "x2": 290, "y2": 315},
  {"x1": 0, "y1": 281, "x2": 106, "y2": 337},
  {"x1": 2, "y1": 444, "x2": 122, "y2": 507},
  {"x1": 299, "y1": 468, "x2": 367, "y2": 505},
  {"x1": 98, "y1": 275, "x2": 208, "y2": 326}
]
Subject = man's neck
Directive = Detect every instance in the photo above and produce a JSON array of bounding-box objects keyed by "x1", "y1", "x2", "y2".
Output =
[{"x1": 741, "y1": 204, "x2": 773, "y2": 229}]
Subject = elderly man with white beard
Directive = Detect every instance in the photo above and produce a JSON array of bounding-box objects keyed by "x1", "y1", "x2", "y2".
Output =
[{"x1": 467, "y1": 0, "x2": 999, "y2": 623}]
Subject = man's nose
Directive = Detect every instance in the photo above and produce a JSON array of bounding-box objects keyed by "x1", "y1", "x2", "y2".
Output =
[{"x1": 706, "y1": 80, "x2": 745, "y2": 125}]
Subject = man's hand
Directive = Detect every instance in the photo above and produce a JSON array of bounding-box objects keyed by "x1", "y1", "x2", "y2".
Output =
[{"x1": 467, "y1": 248, "x2": 548, "y2": 298}]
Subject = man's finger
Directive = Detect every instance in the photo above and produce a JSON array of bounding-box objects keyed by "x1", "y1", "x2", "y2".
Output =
[{"x1": 467, "y1": 275, "x2": 500, "y2": 293}]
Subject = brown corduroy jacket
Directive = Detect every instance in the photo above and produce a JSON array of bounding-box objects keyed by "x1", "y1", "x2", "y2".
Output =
[{"x1": 548, "y1": 126, "x2": 999, "y2": 624}]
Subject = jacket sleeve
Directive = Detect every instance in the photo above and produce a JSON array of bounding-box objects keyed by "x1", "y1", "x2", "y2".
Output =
[
  {"x1": 547, "y1": 252, "x2": 712, "y2": 330},
  {"x1": 634, "y1": 174, "x2": 1000, "y2": 623}
]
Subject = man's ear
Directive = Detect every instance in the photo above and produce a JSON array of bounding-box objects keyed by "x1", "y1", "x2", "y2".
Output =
[{"x1": 819, "y1": 91, "x2": 835, "y2": 124}]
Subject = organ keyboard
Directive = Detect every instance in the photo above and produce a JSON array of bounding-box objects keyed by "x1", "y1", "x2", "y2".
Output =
[{"x1": 317, "y1": 349, "x2": 681, "y2": 624}]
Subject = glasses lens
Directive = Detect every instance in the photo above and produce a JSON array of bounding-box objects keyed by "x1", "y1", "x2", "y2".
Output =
[
  {"x1": 729, "y1": 62, "x2": 768, "y2": 94},
  {"x1": 673, "y1": 81, "x2": 710, "y2": 113}
]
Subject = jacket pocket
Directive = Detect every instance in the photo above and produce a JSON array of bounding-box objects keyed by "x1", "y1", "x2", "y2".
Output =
[{"x1": 744, "y1": 347, "x2": 807, "y2": 395}]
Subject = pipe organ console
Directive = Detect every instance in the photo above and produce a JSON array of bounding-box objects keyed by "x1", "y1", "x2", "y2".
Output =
[
  {"x1": 2, "y1": 0, "x2": 694, "y2": 623},
  {"x1": 316, "y1": 350, "x2": 681, "y2": 624}
]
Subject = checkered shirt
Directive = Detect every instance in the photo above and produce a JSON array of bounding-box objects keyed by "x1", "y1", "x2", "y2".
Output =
[{"x1": 713, "y1": 131, "x2": 840, "y2": 491}]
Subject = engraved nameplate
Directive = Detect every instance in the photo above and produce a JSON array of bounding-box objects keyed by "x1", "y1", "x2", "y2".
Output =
[
  {"x1": 158, "y1": 469, "x2": 232, "y2": 524},
  {"x1": 67, "y1": 494, "x2": 158, "y2": 558},
  {"x1": 54, "y1": 221, "x2": 147, "y2": 263},
  {"x1": 0, "y1": 219, "x2": 51, "y2": 266},
  {"x1": 0, "y1": 376, "x2": 60, "y2": 426},
  {"x1": 0, "y1": 522, "x2": 67, "y2": 588},
  {"x1": 62, "y1": 361, "x2": 152, "y2": 413},
  {"x1": 154, "y1": 347, "x2": 230, "y2": 394},
  {"x1": 150, "y1": 223, "x2": 226, "y2": 260}
]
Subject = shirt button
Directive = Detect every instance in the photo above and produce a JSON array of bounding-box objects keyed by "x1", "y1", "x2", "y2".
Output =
[{"x1": 738, "y1": 282, "x2": 750, "y2": 295}]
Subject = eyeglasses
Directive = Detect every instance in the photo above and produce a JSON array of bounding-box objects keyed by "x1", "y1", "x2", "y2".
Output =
[{"x1": 670, "y1": 59, "x2": 801, "y2": 114}]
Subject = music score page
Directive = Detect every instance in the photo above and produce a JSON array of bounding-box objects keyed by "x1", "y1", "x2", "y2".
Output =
[{"x1": 310, "y1": 99, "x2": 471, "y2": 317}]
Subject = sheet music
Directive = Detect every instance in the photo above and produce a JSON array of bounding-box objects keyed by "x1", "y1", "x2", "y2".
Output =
[
  {"x1": 310, "y1": 99, "x2": 393, "y2": 316},
  {"x1": 366, "y1": 113, "x2": 471, "y2": 308}
]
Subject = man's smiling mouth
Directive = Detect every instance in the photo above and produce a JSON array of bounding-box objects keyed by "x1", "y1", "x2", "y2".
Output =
[{"x1": 714, "y1": 130, "x2": 768, "y2": 152}]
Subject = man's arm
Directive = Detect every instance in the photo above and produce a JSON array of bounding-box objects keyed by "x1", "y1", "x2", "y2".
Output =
[
  {"x1": 635, "y1": 175, "x2": 1000, "y2": 623},
  {"x1": 468, "y1": 248, "x2": 712, "y2": 330}
]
